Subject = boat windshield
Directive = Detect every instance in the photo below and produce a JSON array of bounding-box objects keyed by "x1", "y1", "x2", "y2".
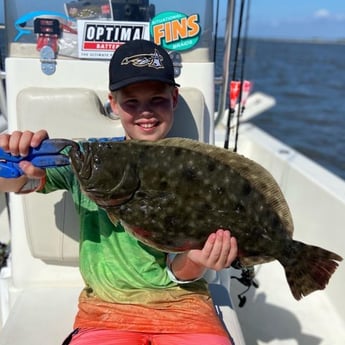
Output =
[{"x1": 2, "y1": 0, "x2": 215, "y2": 62}]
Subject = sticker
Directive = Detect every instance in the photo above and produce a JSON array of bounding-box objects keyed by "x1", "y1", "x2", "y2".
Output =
[
  {"x1": 64, "y1": 0, "x2": 113, "y2": 20},
  {"x1": 150, "y1": 11, "x2": 201, "y2": 51},
  {"x1": 77, "y1": 20, "x2": 150, "y2": 59},
  {"x1": 14, "y1": 11, "x2": 72, "y2": 41}
]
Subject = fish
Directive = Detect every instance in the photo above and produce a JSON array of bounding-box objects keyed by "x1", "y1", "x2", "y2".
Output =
[{"x1": 68, "y1": 137, "x2": 343, "y2": 300}]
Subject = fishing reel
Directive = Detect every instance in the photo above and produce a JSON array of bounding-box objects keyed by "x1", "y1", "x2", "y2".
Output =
[{"x1": 231, "y1": 259, "x2": 259, "y2": 307}]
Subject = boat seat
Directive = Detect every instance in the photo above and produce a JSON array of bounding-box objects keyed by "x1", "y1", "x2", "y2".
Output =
[
  {"x1": 12, "y1": 86, "x2": 209, "y2": 265},
  {"x1": 0, "y1": 86, "x2": 244, "y2": 345}
]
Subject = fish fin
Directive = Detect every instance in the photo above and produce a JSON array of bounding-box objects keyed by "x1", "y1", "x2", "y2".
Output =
[{"x1": 282, "y1": 241, "x2": 343, "y2": 300}]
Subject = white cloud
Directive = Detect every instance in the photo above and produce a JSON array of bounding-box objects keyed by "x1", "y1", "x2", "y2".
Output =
[
  {"x1": 312, "y1": 9, "x2": 345, "y2": 22},
  {"x1": 313, "y1": 9, "x2": 331, "y2": 19}
]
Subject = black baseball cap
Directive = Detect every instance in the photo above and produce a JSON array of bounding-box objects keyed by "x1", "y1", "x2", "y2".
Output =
[{"x1": 109, "y1": 39, "x2": 180, "y2": 91}]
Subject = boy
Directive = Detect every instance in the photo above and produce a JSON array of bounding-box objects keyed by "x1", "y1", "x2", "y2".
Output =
[{"x1": 0, "y1": 40, "x2": 238, "y2": 345}]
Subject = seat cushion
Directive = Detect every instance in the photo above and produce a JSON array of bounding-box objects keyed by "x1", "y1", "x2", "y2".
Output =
[{"x1": 0, "y1": 287, "x2": 81, "y2": 345}]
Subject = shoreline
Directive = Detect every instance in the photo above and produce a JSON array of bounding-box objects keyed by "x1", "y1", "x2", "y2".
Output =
[{"x1": 247, "y1": 36, "x2": 345, "y2": 45}]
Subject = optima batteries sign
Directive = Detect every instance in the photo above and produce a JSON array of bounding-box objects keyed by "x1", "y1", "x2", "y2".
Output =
[{"x1": 77, "y1": 20, "x2": 150, "y2": 59}]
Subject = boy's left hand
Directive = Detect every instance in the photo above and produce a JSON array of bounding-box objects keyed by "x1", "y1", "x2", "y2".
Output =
[
  {"x1": 170, "y1": 229, "x2": 238, "y2": 281},
  {"x1": 187, "y1": 229, "x2": 238, "y2": 271}
]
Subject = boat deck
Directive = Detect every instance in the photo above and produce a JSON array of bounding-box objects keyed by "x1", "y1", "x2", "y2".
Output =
[
  {"x1": 215, "y1": 122, "x2": 345, "y2": 345},
  {"x1": 231, "y1": 261, "x2": 345, "y2": 345}
]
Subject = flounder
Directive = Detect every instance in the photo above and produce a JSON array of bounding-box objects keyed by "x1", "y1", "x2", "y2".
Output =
[{"x1": 68, "y1": 137, "x2": 342, "y2": 300}]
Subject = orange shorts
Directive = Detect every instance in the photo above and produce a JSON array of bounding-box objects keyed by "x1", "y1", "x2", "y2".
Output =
[{"x1": 63, "y1": 328, "x2": 233, "y2": 345}]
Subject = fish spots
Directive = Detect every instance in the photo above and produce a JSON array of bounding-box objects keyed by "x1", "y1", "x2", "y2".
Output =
[
  {"x1": 173, "y1": 147, "x2": 183, "y2": 157},
  {"x1": 164, "y1": 215, "x2": 179, "y2": 228},
  {"x1": 93, "y1": 154, "x2": 101, "y2": 165},
  {"x1": 159, "y1": 147, "x2": 167, "y2": 156},
  {"x1": 234, "y1": 202, "x2": 245, "y2": 214},
  {"x1": 214, "y1": 186, "x2": 225, "y2": 196},
  {"x1": 242, "y1": 181, "x2": 252, "y2": 196},
  {"x1": 269, "y1": 213, "x2": 284, "y2": 232},
  {"x1": 207, "y1": 161, "x2": 216, "y2": 172},
  {"x1": 159, "y1": 180, "x2": 169, "y2": 189},
  {"x1": 183, "y1": 167, "x2": 198, "y2": 181}
]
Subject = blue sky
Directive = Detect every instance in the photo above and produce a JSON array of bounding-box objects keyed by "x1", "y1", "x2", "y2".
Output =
[{"x1": 246, "y1": 0, "x2": 345, "y2": 40}]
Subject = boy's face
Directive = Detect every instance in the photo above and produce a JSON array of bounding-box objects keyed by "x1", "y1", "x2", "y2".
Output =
[{"x1": 109, "y1": 81, "x2": 178, "y2": 141}]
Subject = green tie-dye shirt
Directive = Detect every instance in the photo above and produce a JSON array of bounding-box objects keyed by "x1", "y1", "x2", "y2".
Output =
[
  {"x1": 42, "y1": 165, "x2": 180, "y2": 303},
  {"x1": 39, "y1": 165, "x2": 223, "y2": 336}
]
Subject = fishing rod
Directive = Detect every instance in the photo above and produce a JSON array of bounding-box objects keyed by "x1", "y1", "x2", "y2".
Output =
[
  {"x1": 213, "y1": 0, "x2": 220, "y2": 62},
  {"x1": 233, "y1": 0, "x2": 251, "y2": 153},
  {"x1": 224, "y1": 0, "x2": 251, "y2": 151},
  {"x1": 224, "y1": 0, "x2": 245, "y2": 149}
]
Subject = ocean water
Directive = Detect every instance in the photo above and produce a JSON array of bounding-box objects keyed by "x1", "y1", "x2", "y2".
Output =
[
  {"x1": 240, "y1": 39, "x2": 345, "y2": 181},
  {"x1": 1, "y1": 32, "x2": 344, "y2": 180}
]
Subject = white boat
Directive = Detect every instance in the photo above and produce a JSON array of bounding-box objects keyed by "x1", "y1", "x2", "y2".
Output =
[{"x1": 0, "y1": 1, "x2": 344, "y2": 344}]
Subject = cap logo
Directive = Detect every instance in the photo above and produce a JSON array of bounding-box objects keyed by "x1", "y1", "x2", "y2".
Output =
[{"x1": 121, "y1": 49, "x2": 164, "y2": 69}]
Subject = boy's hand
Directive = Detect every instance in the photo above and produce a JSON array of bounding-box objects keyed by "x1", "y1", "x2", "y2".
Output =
[
  {"x1": 187, "y1": 229, "x2": 238, "y2": 271},
  {"x1": 170, "y1": 229, "x2": 238, "y2": 282},
  {"x1": 0, "y1": 130, "x2": 49, "y2": 191},
  {"x1": 0, "y1": 130, "x2": 49, "y2": 157}
]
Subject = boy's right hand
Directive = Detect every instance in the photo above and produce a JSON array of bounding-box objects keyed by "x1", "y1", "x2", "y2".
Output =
[
  {"x1": 0, "y1": 130, "x2": 49, "y2": 157},
  {"x1": 0, "y1": 130, "x2": 49, "y2": 192}
]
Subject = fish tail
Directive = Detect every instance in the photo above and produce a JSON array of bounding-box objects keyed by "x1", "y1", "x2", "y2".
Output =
[{"x1": 281, "y1": 241, "x2": 342, "y2": 300}]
